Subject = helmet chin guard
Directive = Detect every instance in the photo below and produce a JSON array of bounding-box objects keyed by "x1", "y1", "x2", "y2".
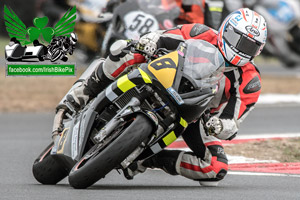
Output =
[{"x1": 218, "y1": 8, "x2": 267, "y2": 66}]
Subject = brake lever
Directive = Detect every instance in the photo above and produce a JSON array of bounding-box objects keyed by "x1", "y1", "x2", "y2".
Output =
[
  {"x1": 201, "y1": 110, "x2": 211, "y2": 136},
  {"x1": 121, "y1": 43, "x2": 157, "y2": 60}
]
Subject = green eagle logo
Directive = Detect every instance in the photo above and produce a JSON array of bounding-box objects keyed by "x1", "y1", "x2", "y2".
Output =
[{"x1": 4, "y1": 5, "x2": 77, "y2": 45}]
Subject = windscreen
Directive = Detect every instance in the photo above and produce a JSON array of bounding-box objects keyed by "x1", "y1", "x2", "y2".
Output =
[{"x1": 183, "y1": 40, "x2": 225, "y2": 89}]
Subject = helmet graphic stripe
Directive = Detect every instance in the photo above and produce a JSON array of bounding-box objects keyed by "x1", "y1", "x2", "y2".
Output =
[
  {"x1": 240, "y1": 8, "x2": 247, "y2": 21},
  {"x1": 231, "y1": 55, "x2": 241, "y2": 65}
]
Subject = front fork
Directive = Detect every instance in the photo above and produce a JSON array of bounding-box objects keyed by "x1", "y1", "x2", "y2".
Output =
[
  {"x1": 92, "y1": 96, "x2": 159, "y2": 169},
  {"x1": 92, "y1": 97, "x2": 142, "y2": 144}
]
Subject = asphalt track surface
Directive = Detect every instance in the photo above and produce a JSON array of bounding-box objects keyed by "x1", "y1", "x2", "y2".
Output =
[
  {"x1": 1, "y1": 59, "x2": 300, "y2": 199},
  {"x1": 1, "y1": 105, "x2": 300, "y2": 200}
]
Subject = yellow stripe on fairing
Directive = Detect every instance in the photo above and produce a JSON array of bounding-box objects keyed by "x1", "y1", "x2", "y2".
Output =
[
  {"x1": 138, "y1": 68, "x2": 152, "y2": 83},
  {"x1": 180, "y1": 118, "x2": 188, "y2": 128},
  {"x1": 162, "y1": 131, "x2": 177, "y2": 146},
  {"x1": 117, "y1": 75, "x2": 136, "y2": 92}
]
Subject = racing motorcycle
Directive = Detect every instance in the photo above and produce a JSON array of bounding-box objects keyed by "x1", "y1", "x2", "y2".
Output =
[
  {"x1": 32, "y1": 39, "x2": 225, "y2": 189},
  {"x1": 100, "y1": 0, "x2": 180, "y2": 57}
]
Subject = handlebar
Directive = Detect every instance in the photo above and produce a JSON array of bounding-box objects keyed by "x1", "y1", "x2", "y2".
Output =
[{"x1": 121, "y1": 40, "x2": 171, "y2": 61}]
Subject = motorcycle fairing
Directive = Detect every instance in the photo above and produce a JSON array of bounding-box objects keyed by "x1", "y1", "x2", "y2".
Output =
[
  {"x1": 148, "y1": 51, "x2": 179, "y2": 89},
  {"x1": 56, "y1": 128, "x2": 70, "y2": 155},
  {"x1": 51, "y1": 108, "x2": 97, "y2": 168},
  {"x1": 85, "y1": 57, "x2": 189, "y2": 159},
  {"x1": 137, "y1": 116, "x2": 188, "y2": 160}
]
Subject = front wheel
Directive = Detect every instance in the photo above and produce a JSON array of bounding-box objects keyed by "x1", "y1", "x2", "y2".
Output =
[
  {"x1": 68, "y1": 114, "x2": 154, "y2": 189},
  {"x1": 32, "y1": 142, "x2": 69, "y2": 184}
]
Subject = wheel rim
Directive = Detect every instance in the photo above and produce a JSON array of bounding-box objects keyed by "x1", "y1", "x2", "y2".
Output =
[{"x1": 72, "y1": 120, "x2": 132, "y2": 171}]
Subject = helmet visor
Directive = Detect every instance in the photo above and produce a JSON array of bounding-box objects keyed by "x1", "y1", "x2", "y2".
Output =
[{"x1": 223, "y1": 25, "x2": 261, "y2": 57}]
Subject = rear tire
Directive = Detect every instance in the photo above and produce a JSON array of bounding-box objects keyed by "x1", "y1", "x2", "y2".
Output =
[
  {"x1": 32, "y1": 143, "x2": 69, "y2": 185},
  {"x1": 68, "y1": 114, "x2": 153, "y2": 189}
]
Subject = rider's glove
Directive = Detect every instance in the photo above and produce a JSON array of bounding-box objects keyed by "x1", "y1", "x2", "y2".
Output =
[
  {"x1": 110, "y1": 40, "x2": 129, "y2": 57},
  {"x1": 138, "y1": 32, "x2": 160, "y2": 56},
  {"x1": 205, "y1": 116, "x2": 223, "y2": 136}
]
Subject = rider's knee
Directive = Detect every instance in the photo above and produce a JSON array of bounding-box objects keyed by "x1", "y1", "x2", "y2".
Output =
[
  {"x1": 216, "y1": 168, "x2": 228, "y2": 180},
  {"x1": 197, "y1": 168, "x2": 227, "y2": 187}
]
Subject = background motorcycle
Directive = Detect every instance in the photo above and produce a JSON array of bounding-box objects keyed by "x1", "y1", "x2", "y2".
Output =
[
  {"x1": 32, "y1": 39, "x2": 225, "y2": 188},
  {"x1": 254, "y1": 0, "x2": 300, "y2": 68},
  {"x1": 70, "y1": 0, "x2": 114, "y2": 62},
  {"x1": 38, "y1": 0, "x2": 115, "y2": 63},
  {"x1": 100, "y1": 0, "x2": 180, "y2": 57}
]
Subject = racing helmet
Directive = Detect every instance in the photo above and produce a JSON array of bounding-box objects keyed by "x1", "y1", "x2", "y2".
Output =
[
  {"x1": 218, "y1": 8, "x2": 267, "y2": 66},
  {"x1": 70, "y1": 32, "x2": 78, "y2": 45}
]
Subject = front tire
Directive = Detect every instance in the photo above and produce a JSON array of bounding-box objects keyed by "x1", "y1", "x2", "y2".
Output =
[
  {"x1": 68, "y1": 114, "x2": 153, "y2": 189},
  {"x1": 32, "y1": 142, "x2": 69, "y2": 185}
]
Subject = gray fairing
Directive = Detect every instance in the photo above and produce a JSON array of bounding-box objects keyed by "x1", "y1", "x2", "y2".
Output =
[
  {"x1": 51, "y1": 104, "x2": 97, "y2": 169},
  {"x1": 177, "y1": 40, "x2": 225, "y2": 122}
]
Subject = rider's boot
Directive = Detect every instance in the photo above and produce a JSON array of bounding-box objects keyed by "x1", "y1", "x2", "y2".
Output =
[
  {"x1": 66, "y1": 61, "x2": 113, "y2": 110},
  {"x1": 123, "y1": 150, "x2": 182, "y2": 180}
]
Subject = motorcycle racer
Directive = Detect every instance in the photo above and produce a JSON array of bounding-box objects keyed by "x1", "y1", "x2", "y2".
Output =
[{"x1": 60, "y1": 8, "x2": 267, "y2": 186}]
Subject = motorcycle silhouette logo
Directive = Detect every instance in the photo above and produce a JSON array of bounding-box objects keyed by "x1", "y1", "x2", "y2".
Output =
[{"x1": 4, "y1": 5, "x2": 77, "y2": 62}]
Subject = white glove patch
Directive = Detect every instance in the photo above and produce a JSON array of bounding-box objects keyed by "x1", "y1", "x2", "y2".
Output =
[
  {"x1": 138, "y1": 32, "x2": 160, "y2": 56},
  {"x1": 205, "y1": 116, "x2": 223, "y2": 136}
]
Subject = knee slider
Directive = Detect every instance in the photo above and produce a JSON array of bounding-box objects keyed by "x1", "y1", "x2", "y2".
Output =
[{"x1": 216, "y1": 168, "x2": 227, "y2": 180}]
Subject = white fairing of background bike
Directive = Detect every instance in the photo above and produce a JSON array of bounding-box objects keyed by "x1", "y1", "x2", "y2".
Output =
[
  {"x1": 123, "y1": 11, "x2": 159, "y2": 40},
  {"x1": 255, "y1": 0, "x2": 300, "y2": 33}
]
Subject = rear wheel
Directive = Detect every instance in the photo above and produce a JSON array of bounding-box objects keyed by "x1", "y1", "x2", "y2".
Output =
[
  {"x1": 68, "y1": 114, "x2": 153, "y2": 189},
  {"x1": 32, "y1": 143, "x2": 69, "y2": 185}
]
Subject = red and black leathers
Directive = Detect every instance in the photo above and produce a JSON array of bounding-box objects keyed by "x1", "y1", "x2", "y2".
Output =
[
  {"x1": 156, "y1": 23, "x2": 261, "y2": 140},
  {"x1": 88, "y1": 23, "x2": 261, "y2": 182},
  {"x1": 139, "y1": 24, "x2": 261, "y2": 182}
]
